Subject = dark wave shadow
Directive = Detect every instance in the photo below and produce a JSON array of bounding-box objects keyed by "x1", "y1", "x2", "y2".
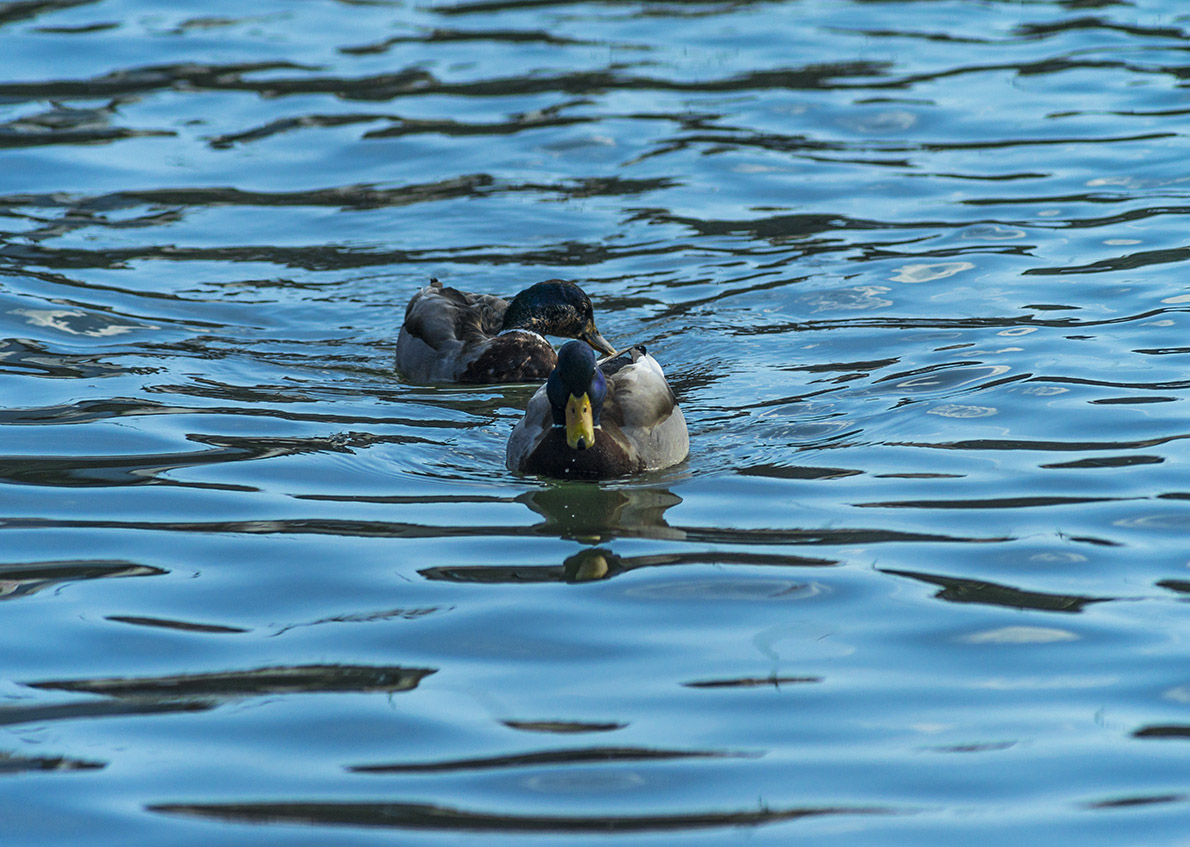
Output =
[
  {"x1": 150, "y1": 798, "x2": 891, "y2": 833},
  {"x1": 271, "y1": 605, "x2": 446, "y2": 637},
  {"x1": 1134, "y1": 726, "x2": 1190, "y2": 740},
  {"x1": 1, "y1": 231, "x2": 683, "y2": 273},
  {"x1": 0, "y1": 395, "x2": 415, "y2": 430},
  {"x1": 892, "y1": 432, "x2": 1190, "y2": 453},
  {"x1": 0, "y1": 512, "x2": 1012, "y2": 546},
  {"x1": 0, "y1": 100, "x2": 172, "y2": 148},
  {"x1": 6, "y1": 664, "x2": 435, "y2": 729},
  {"x1": 1041, "y1": 455, "x2": 1163, "y2": 470},
  {"x1": 881, "y1": 568, "x2": 1111, "y2": 613},
  {"x1": 739, "y1": 463, "x2": 862, "y2": 481},
  {"x1": 340, "y1": 26, "x2": 601, "y2": 56},
  {"x1": 0, "y1": 750, "x2": 104, "y2": 773},
  {"x1": 432, "y1": 0, "x2": 786, "y2": 16},
  {"x1": 857, "y1": 495, "x2": 1136, "y2": 511},
  {"x1": 1025, "y1": 244, "x2": 1190, "y2": 276},
  {"x1": 27, "y1": 664, "x2": 435, "y2": 700},
  {"x1": 0, "y1": 59, "x2": 888, "y2": 104},
  {"x1": 501, "y1": 718, "x2": 626, "y2": 734},
  {"x1": 0, "y1": 0, "x2": 100, "y2": 28},
  {"x1": 0, "y1": 698, "x2": 210, "y2": 729},
  {"x1": 1156, "y1": 579, "x2": 1190, "y2": 596},
  {"x1": 105, "y1": 615, "x2": 249, "y2": 634},
  {"x1": 205, "y1": 108, "x2": 612, "y2": 147},
  {"x1": 0, "y1": 431, "x2": 421, "y2": 488},
  {"x1": 0, "y1": 59, "x2": 911, "y2": 167},
  {"x1": 682, "y1": 675, "x2": 822, "y2": 689},
  {"x1": 0, "y1": 176, "x2": 496, "y2": 250},
  {"x1": 349, "y1": 745, "x2": 758, "y2": 774},
  {"x1": 0, "y1": 559, "x2": 164, "y2": 600},
  {"x1": 1084, "y1": 792, "x2": 1187, "y2": 810},
  {"x1": 0, "y1": 338, "x2": 140, "y2": 379},
  {"x1": 737, "y1": 310, "x2": 1190, "y2": 341},
  {"x1": 0, "y1": 174, "x2": 676, "y2": 244}
]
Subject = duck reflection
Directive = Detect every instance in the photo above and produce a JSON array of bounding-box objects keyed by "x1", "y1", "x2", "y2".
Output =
[
  {"x1": 418, "y1": 485, "x2": 683, "y2": 584},
  {"x1": 417, "y1": 485, "x2": 841, "y2": 585},
  {"x1": 418, "y1": 546, "x2": 627, "y2": 585},
  {"x1": 562, "y1": 547, "x2": 623, "y2": 582},
  {"x1": 520, "y1": 484, "x2": 686, "y2": 544},
  {"x1": 559, "y1": 547, "x2": 828, "y2": 584},
  {"x1": 422, "y1": 545, "x2": 828, "y2": 585}
]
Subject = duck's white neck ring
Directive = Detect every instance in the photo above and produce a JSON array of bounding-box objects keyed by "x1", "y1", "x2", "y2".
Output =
[{"x1": 499, "y1": 328, "x2": 546, "y2": 341}]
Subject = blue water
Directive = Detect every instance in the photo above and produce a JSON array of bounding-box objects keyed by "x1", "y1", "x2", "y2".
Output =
[{"x1": 3, "y1": 0, "x2": 1190, "y2": 844}]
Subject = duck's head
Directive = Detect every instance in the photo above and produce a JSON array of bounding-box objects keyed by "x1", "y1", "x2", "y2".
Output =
[
  {"x1": 502, "y1": 280, "x2": 616, "y2": 357},
  {"x1": 546, "y1": 341, "x2": 607, "y2": 451}
]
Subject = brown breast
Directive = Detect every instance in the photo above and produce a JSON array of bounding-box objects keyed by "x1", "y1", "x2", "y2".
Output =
[
  {"x1": 521, "y1": 426, "x2": 643, "y2": 480},
  {"x1": 459, "y1": 332, "x2": 556, "y2": 384}
]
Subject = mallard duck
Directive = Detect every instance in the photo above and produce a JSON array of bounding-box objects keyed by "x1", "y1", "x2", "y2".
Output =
[
  {"x1": 396, "y1": 279, "x2": 615, "y2": 383},
  {"x1": 506, "y1": 340, "x2": 689, "y2": 479}
]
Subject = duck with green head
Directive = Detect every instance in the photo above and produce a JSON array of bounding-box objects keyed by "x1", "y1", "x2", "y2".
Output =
[
  {"x1": 507, "y1": 340, "x2": 689, "y2": 479},
  {"x1": 395, "y1": 279, "x2": 615, "y2": 383}
]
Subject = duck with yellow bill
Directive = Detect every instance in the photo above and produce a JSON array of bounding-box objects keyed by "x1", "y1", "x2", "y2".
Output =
[{"x1": 507, "y1": 340, "x2": 689, "y2": 480}]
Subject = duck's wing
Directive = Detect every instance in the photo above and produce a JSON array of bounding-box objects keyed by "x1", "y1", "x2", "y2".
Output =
[
  {"x1": 506, "y1": 382, "x2": 552, "y2": 472},
  {"x1": 403, "y1": 283, "x2": 508, "y2": 347},
  {"x1": 443, "y1": 288, "x2": 508, "y2": 343},
  {"x1": 604, "y1": 349, "x2": 689, "y2": 471},
  {"x1": 396, "y1": 283, "x2": 508, "y2": 382},
  {"x1": 604, "y1": 348, "x2": 678, "y2": 430}
]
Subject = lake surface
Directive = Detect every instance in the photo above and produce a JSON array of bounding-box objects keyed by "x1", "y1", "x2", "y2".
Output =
[{"x1": 4, "y1": 0, "x2": 1190, "y2": 844}]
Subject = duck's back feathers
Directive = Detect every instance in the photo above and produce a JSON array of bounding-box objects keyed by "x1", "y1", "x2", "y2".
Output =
[
  {"x1": 395, "y1": 282, "x2": 490, "y2": 382},
  {"x1": 507, "y1": 346, "x2": 689, "y2": 480},
  {"x1": 396, "y1": 279, "x2": 610, "y2": 384},
  {"x1": 403, "y1": 281, "x2": 506, "y2": 348}
]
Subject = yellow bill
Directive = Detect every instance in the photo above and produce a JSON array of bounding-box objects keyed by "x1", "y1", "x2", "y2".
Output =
[{"x1": 565, "y1": 392, "x2": 596, "y2": 450}]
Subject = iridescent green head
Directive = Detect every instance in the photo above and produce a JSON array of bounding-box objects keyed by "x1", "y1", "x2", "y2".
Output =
[
  {"x1": 502, "y1": 280, "x2": 616, "y2": 357},
  {"x1": 546, "y1": 341, "x2": 607, "y2": 451}
]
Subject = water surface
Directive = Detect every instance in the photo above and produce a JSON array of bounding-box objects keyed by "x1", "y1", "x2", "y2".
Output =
[{"x1": 3, "y1": 1, "x2": 1190, "y2": 844}]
